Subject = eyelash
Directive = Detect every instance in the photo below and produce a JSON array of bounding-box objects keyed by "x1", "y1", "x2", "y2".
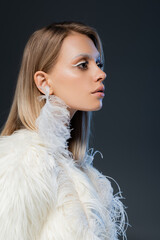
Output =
[{"x1": 76, "y1": 60, "x2": 104, "y2": 70}]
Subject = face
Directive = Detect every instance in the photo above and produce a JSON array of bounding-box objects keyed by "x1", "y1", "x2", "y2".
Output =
[{"x1": 47, "y1": 32, "x2": 106, "y2": 119}]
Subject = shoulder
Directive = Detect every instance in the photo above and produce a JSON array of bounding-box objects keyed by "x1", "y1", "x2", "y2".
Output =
[
  {"x1": 0, "y1": 129, "x2": 47, "y2": 165},
  {"x1": 0, "y1": 129, "x2": 55, "y2": 184},
  {"x1": 0, "y1": 128, "x2": 43, "y2": 154},
  {"x1": 0, "y1": 128, "x2": 57, "y2": 189}
]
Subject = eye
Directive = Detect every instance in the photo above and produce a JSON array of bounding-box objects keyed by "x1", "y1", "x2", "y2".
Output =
[
  {"x1": 73, "y1": 60, "x2": 104, "y2": 71},
  {"x1": 97, "y1": 62, "x2": 104, "y2": 69},
  {"x1": 77, "y1": 61, "x2": 89, "y2": 70}
]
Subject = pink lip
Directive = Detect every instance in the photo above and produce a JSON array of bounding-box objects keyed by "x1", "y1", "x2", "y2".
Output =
[
  {"x1": 92, "y1": 92, "x2": 105, "y2": 97},
  {"x1": 92, "y1": 85, "x2": 105, "y2": 94}
]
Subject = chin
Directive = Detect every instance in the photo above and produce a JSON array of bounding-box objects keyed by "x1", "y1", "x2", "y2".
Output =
[
  {"x1": 71, "y1": 99, "x2": 103, "y2": 112},
  {"x1": 94, "y1": 105, "x2": 102, "y2": 111},
  {"x1": 90, "y1": 101, "x2": 103, "y2": 111}
]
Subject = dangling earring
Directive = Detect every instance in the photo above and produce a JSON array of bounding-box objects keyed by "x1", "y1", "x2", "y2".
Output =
[{"x1": 38, "y1": 85, "x2": 51, "y2": 102}]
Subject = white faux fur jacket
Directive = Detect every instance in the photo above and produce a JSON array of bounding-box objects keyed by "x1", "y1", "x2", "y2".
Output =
[{"x1": 0, "y1": 90, "x2": 128, "y2": 240}]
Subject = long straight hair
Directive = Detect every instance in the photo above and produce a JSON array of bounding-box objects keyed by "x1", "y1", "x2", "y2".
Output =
[{"x1": 0, "y1": 21, "x2": 105, "y2": 161}]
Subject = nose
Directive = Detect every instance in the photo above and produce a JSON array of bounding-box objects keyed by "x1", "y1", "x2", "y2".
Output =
[{"x1": 96, "y1": 70, "x2": 107, "y2": 82}]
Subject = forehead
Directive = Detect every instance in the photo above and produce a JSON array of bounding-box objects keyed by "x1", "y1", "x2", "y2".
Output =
[{"x1": 58, "y1": 32, "x2": 100, "y2": 61}]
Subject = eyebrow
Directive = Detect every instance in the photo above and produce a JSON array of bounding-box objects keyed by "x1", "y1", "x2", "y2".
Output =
[{"x1": 72, "y1": 53, "x2": 101, "y2": 61}]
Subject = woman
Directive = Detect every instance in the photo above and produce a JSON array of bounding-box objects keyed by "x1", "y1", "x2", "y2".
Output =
[{"x1": 0, "y1": 21, "x2": 129, "y2": 239}]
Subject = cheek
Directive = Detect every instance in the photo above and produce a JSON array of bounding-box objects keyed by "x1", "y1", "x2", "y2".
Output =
[
  {"x1": 49, "y1": 68, "x2": 93, "y2": 110},
  {"x1": 53, "y1": 69, "x2": 87, "y2": 95}
]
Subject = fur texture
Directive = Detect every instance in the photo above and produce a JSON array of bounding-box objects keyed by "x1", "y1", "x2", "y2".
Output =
[{"x1": 0, "y1": 88, "x2": 129, "y2": 239}]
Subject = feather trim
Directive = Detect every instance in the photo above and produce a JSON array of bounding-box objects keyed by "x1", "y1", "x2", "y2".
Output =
[
  {"x1": 81, "y1": 148, "x2": 130, "y2": 239},
  {"x1": 36, "y1": 86, "x2": 73, "y2": 159}
]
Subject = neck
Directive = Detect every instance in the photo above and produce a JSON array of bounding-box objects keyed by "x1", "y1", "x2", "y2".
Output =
[{"x1": 67, "y1": 107, "x2": 77, "y2": 121}]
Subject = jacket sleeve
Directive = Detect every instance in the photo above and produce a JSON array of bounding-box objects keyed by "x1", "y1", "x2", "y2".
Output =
[{"x1": 0, "y1": 141, "x2": 55, "y2": 240}]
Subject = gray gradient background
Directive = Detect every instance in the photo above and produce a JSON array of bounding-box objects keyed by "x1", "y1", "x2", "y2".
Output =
[{"x1": 0, "y1": 0, "x2": 159, "y2": 239}]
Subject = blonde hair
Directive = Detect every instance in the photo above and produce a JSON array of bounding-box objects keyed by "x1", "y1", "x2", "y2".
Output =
[{"x1": 0, "y1": 21, "x2": 105, "y2": 161}]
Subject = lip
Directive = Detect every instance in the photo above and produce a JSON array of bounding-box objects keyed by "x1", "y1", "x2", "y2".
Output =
[
  {"x1": 92, "y1": 85, "x2": 105, "y2": 94},
  {"x1": 92, "y1": 92, "x2": 105, "y2": 97}
]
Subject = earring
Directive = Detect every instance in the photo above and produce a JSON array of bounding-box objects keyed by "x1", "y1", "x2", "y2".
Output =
[{"x1": 37, "y1": 85, "x2": 51, "y2": 102}]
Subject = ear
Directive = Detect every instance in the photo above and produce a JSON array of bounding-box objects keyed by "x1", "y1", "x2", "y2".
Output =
[{"x1": 34, "y1": 71, "x2": 53, "y2": 94}]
